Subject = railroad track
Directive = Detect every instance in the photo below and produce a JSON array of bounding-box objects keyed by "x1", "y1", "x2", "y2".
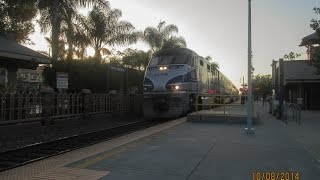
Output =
[{"x1": 0, "y1": 120, "x2": 166, "y2": 172}]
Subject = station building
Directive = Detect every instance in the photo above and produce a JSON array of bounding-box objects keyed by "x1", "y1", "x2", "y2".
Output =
[
  {"x1": 271, "y1": 32, "x2": 320, "y2": 110},
  {"x1": 0, "y1": 37, "x2": 51, "y2": 89}
]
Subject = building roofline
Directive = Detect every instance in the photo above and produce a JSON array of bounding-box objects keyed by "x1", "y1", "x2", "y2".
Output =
[{"x1": 0, "y1": 38, "x2": 51, "y2": 64}]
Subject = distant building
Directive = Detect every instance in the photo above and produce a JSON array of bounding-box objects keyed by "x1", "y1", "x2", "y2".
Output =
[
  {"x1": 0, "y1": 37, "x2": 51, "y2": 88},
  {"x1": 16, "y1": 67, "x2": 45, "y2": 91},
  {"x1": 299, "y1": 32, "x2": 319, "y2": 61},
  {"x1": 271, "y1": 60, "x2": 320, "y2": 110},
  {"x1": 271, "y1": 32, "x2": 320, "y2": 110}
]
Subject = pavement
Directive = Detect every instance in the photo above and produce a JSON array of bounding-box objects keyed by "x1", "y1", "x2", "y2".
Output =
[{"x1": 63, "y1": 102, "x2": 320, "y2": 179}]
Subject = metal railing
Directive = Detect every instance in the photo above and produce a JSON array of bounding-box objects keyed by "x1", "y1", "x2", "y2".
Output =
[
  {"x1": 0, "y1": 91, "x2": 143, "y2": 125},
  {"x1": 281, "y1": 102, "x2": 301, "y2": 125},
  {"x1": 195, "y1": 94, "x2": 254, "y2": 115}
]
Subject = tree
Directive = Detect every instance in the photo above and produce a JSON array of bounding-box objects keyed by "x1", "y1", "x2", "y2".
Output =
[
  {"x1": 310, "y1": 7, "x2": 320, "y2": 74},
  {"x1": 0, "y1": 0, "x2": 37, "y2": 43},
  {"x1": 252, "y1": 74, "x2": 272, "y2": 98},
  {"x1": 283, "y1": 52, "x2": 301, "y2": 60},
  {"x1": 143, "y1": 20, "x2": 186, "y2": 53},
  {"x1": 44, "y1": 37, "x2": 67, "y2": 60},
  {"x1": 85, "y1": 6, "x2": 139, "y2": 61},
  {"x1": 37, "y1": 0, "x2": 110, "y2": 61},
  {"x1": 122, "y1": 49, "x2": 151, "y2": 70},
  {"x1": 73, "y1": 24, "x2": 90, "y2": 60}
]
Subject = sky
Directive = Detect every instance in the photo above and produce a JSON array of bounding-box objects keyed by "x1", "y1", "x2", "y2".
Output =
[{"x1": 27, "y1": 0, "x2": 320, "y2": 88}]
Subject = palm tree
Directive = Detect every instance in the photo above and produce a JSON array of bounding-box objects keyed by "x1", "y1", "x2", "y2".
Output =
[
  {"x1": 143, "y1": 20, "x2": 186, "y2": 53},
  {"x1": 37, "y1": 0, "x2": 110, "y2": 61},
  {"x1": 122, "y1": 49, "x2": 151, "y2": 70},
  {"x1": 84, "y1": 6, "x2": 139, "y2": 61},
  {"x1": 71, "y1": 23, "x2": 91, "y2": 60},
  {"x1": 205, "y1": 56, "x2": 219, "y2": 69},
  {"x1": 44, "y1": 37, "x2": 67, "y2": 60}
]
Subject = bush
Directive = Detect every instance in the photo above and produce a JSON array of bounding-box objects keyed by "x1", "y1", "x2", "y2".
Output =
[{"x1": 43, "y1": 60, "x2": 144, "y2": 93}]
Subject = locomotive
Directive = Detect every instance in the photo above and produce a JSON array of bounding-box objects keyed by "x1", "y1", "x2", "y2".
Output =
[{"x1": 143, "y1": 48, "x2": 239, "y2": 118}]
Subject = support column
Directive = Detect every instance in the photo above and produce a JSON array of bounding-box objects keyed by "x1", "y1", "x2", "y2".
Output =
[
  {"x1": 245, "y1": 0, "x2": 255, "y2": 134},
  {"x1": 81, "y1": 89, "x2": 92, "y2": 120}
]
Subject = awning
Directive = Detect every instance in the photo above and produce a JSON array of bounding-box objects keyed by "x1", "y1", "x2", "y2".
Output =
[
  {"x1": 0, "y1": 38, "x2": 51, "y2": 64},
  {"x1": 299, "y1": 32, "x2": 320, "y2": 46},
  {"x1": 284, "y1": 79, "x2": 320, "y2": 86}
]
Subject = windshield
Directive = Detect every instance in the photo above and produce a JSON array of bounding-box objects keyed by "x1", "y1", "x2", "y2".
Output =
[{"x1": 149, "y1": 54, "x2": 191, "y2": 66}]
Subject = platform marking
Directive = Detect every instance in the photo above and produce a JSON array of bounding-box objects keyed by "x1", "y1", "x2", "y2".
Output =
[
  {"x1": 30, "y1": 167, "x2": 109, "y2": 180},
  {"x1": 74, "y1": 138, "x2": 151, "y2": 169}
]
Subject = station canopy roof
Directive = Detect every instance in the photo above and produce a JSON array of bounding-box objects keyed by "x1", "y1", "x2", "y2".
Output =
[
  {"x1": 299, "y1": 32, "x2": 320, "y2": 46},
  {"x1": 0, "y1": 37, "x2": 51, "y2": 64}
]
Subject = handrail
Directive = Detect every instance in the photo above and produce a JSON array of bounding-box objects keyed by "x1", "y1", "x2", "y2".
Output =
[{"x1": 195, "y1": 94, "x2": 252, "y2": 116}]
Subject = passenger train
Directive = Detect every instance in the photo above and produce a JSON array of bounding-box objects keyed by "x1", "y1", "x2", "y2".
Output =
[{"x1": 143, "y1": 48, "x2": 239, "y2": 118}]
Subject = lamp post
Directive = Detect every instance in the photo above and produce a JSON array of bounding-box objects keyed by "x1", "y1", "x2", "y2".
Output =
[{"x1": 245, "y1": 0, "x2": 255, "y2": 134}]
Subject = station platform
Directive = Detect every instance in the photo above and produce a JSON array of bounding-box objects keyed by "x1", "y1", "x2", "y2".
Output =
[
  {"x1": 188, "y1": 102, "x2": 259, "y2": 124},
  {"x1": 1, "y1": 103, "x2": 320, "y2": 179}
]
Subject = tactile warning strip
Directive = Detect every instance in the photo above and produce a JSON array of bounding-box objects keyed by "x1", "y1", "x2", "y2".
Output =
[
  {"x1": 30, "y1": 167, "x2": 109, "y2": 180},
  {"x1": 0, "y1": 118, "x2": 186, "y2": 180}
]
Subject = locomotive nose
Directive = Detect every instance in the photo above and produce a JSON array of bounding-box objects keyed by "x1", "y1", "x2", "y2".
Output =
[{"x1": 153, "y1": 99, "x2": 169, "y2": 112}]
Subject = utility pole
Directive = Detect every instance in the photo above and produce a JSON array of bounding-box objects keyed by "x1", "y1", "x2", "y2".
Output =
[{"x1": 245, "y1": 0, "x2": 255, "y2": 134}]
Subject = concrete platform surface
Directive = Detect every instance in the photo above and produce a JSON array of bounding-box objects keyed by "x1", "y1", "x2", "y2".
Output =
[
  {"x1": 64, "y1": 104, "x2": 319, "y2": 179},
  {"x1": 188, "y1": 103, "x2": 259, "y2": 124},
  {"x1": 1, "y1": 103, "x2": 320, "y2": 180}
]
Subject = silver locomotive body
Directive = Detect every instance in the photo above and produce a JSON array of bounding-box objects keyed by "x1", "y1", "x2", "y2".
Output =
[
  {"x1": 143, "y1": 49, "x2": 197, "y2": 118},
  {"x1": 143, "y1": 48, "x2": 239, "y2": 119}
]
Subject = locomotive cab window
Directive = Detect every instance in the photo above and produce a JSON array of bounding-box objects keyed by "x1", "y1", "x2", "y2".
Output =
[
  {"x1": 200, "y1": 59, "x2": 204, "y2": 66},
  {"x1": 149, "y1": 54, "x2": 191, "y2": 65}
]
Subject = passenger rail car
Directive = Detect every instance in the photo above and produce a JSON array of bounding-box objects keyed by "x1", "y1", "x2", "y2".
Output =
[{"x1": 143, "y1": 48, "x2": 239, "y2": 118}]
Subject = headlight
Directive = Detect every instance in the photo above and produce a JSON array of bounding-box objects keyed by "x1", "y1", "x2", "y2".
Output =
[
  {"x1": 165, "y1": 75, "x2": 184, "y2": 91},
  {"x1": 166, "y1": 84, "x2": 182, "y2": 91},
  {"x1": 159, "y1": 66, "x2": 167, "y2": 71}
]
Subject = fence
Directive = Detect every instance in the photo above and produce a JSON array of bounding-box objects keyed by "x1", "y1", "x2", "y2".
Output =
[
  {"x1": 195, "y1": 94, "x2": 254, "y2": 115},
  {"x1": 0, "y1": 90, "x2": 143, "y2": 126}
]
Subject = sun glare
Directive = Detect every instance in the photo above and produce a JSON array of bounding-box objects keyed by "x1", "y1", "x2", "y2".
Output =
[{"x1": 86, "y1": 47, "x2": 95, "y2": 57}]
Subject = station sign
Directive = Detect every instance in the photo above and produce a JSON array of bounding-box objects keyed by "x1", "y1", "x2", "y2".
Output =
[
  {"x1": 110, "y1": 66, "x2": 125, "y2": 72},
  {"x1": 56, "y1": 72, "x2": 68, "y2": 89}
]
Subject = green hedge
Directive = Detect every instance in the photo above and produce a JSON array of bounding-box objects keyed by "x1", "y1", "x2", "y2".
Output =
[{"x1": 43, "y1": 60, "x2": 144, "y2": 93}]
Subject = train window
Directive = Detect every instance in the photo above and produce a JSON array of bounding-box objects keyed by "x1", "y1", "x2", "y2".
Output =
[
  {"x1": 200, "y1": 59, "x2": 203, "y2": 66},
  {"x1": 191, "y1": 57, "x2": 195, "y2": 66},
  {"x1": 150, "y1": 54, "x2": 191, "y2": 65},
  {"x1": 149, "y1": 56, "x2": 160, "y2": 66}
]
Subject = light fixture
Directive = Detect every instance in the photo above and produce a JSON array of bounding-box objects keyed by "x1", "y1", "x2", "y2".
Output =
[{"x1": 159, "y1": 66, "x2": 167, "y2": 71}]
